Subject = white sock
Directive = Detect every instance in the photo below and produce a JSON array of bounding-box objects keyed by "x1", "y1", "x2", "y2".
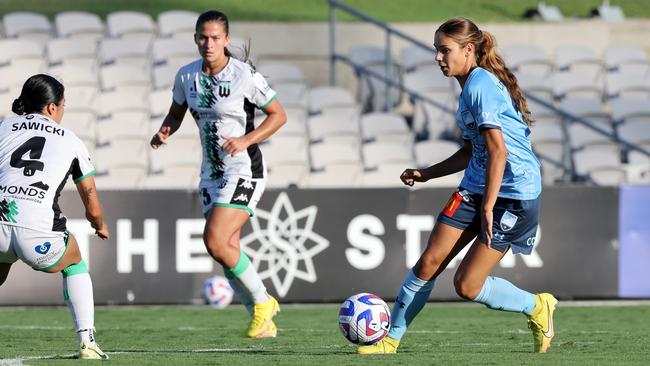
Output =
[
  {"x1": 230, "y1": 252, "x2": 270, "y2": 304},
  {"x1": 77, "y1": 328, "x2": 95, "y2": 345},
  {"x1": 228, "y1": 278, "x2": 254, "y2": 316},
  {"x1": 63, "y1": 273, "x2": 95, "y2": 344}
]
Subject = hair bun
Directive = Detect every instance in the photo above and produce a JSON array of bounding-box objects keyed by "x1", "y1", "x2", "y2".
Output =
[{"x1": 12, "y1": 97, "x2": 25, "y2": 115}]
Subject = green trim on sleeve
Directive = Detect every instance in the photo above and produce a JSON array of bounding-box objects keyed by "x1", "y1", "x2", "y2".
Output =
[
  {"x1": 73, "y1": 170, "x2": 96, "y2": 184},
  {"x1": 259, "y1": 94, "x2": 277, "y2": 110}
]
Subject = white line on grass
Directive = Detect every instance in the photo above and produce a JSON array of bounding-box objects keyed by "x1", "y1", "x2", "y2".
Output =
[
  {"x1": 0, "y1": 325, "x2": 67, "y2": 330},
  {"x1": 0, "y1": 348, "x2": 264, "y2": 365}
]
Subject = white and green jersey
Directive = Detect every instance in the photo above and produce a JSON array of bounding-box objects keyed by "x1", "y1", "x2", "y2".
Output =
[
  {"x1": 0, "y1": 114, "x2": 95, "y2": 232},
  {"x1": 173, "y1": 57, "x2": 276, "y2": 181}
]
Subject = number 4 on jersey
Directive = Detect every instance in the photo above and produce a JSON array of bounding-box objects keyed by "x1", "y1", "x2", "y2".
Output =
[{"x1": 10, "y1": 136, "x2": 46, "y2": 177}]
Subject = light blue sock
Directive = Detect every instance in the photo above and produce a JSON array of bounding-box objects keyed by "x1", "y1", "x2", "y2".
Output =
[
  {"x1": 387, "y1": 269, "x2": 435, "y2": 340},
  {"x1": 474, "y1": 276, "x2": 537, "y2": 315}
]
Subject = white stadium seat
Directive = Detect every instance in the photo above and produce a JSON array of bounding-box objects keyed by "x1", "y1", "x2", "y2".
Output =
[
  {"x1": 106, "y1": 11, "x2": 156, "y2": 41},
  {"x1": 54, "y1": 11, "x2": 104, "y2": 40},
  {"x1": 360, "y1": 112, "x2": 412, "y2": 145},
  {"x1": 361, "y1": 163, "x2": 410, "y2": 188},
  {"x1": 362, "y1": 141, "x2": 413, "y2": 170},
  {"x1": 414, "y1": 140, "x2": 460, "y2": 168},
  {"x1": 2, "y1": 12, "x2": 52, "y2": 45},
  {"x1": 47, "y1": 38, "x2": 98, "y2": 69},
  {"x1": 310, "y1": 141, "x2": 362, "y2": 170},
  {"x1": 257, "y1": 61, "x2": 305, "y2": 85},
  {"x1": 142, "y1": 166, "x2": 200, "y2": 190},
  {"x1": 555, "y1": 45, "x2": 604, "y2": 82},
  {"x1": 308, "y1": 86, "x2": 356, "y2": 114},
  {"x1": 98, "y1": 38, "x2": 152, "y2": 69},
  {"x1": 157, "y1": 10, "x2": 199, "y2": 38},
  {"x1": 400, "y1": 45, "x2": 436, "y2": 73},
  {"x1": 604, "y1": 46, "x2": 649, "y2": 75},
  {"x1": 272, "y1": 82, "x2": 309, "y2": 108},
  {"x1": 151, "y1": 38, "x2": 197, "y2": 66},
  {"x1": 99, "y1": 64, "x2": 151, "y2": 93},
  {"x1": 503, "y1": 45, "x2": 554, "y2": 78},
  {"x1": 307, "y1": 111, "x2": 361, "y2": 144}
]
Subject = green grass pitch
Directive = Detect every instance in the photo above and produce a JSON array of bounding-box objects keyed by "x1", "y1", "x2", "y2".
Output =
[{"x1": 1, "y1": 302, "x2": 649, "y2": 365}]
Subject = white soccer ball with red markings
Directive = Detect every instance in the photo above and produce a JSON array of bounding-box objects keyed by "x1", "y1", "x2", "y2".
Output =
[
  {"x1": 338, "y1": 293, "x2": 391, "y2": 345},
  {"x1": 202, "y1": 276, "x2": 234, "y2": 308}
]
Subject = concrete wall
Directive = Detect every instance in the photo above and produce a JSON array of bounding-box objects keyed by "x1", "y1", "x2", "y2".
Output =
[{"x1": 230, "y1": 20, "x2": 650, "y2": 88}]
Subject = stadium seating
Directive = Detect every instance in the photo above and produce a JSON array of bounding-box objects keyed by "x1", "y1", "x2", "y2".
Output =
[{"x1": 0, "y1": 10, "x2": 647, "y2": 189}]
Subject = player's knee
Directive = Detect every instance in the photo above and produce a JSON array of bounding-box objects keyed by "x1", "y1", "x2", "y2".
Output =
[
  {"x1": 453, "y1": 273, "x2": 480, "y2": 300},
  {"x1": 60, "y1": 260, "x2": 88, "y2": 277},
  {"x1": 419, "y1": 251, "x2": 445, "y2": 274},
  {"x1": 204, "y1": 234, "x2": 230, "y2": 264}
]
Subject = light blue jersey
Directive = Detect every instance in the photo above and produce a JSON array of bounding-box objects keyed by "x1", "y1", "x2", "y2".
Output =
[{"x1": 456, "y1": 67, "x2": 541, "y2": 200}]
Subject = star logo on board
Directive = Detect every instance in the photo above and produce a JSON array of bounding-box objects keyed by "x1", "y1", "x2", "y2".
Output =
[{"x1": 241, "y1": 192, "x2": 329, "y2": 297}]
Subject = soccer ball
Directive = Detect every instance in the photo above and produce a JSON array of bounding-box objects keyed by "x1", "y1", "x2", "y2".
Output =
[
  {"x1": 338, "y1": 293, "x2": 390, "y2": 345},
  {"x1": 202, "y1": 276, "x2": 234, "y2": 308}
]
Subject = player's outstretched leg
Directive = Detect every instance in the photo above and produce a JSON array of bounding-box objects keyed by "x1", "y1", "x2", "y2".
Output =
[
  {"x1": 62, "y1": 260, "x2": 108, "y2": 360},
  {"x1": 358, "y1": 270, "x2": 434, "y2": 355},
  {"x1": 527, "y1": 293, "x2": 558, "y2": 353},
  {"x1": 472, "y1": 276, "x2": 557, "y2": 353}
]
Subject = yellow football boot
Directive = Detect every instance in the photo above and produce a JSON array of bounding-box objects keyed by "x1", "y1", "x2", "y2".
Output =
[
  {"x1": 79, "y1": 341, "x2": 109, "y2": 360},
  {"x1": 357, "y1": 336, "x2": 400, "y2": 355},
  {"x1": 247, "y1": 296, "x2": 280, "y2": 338},
  {"x1": 527, "y1": 293, "x2": 558, "y2": 353}
]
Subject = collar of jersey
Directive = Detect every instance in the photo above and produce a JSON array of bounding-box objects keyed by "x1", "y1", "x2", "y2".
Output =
[{"x1": 201, "y1": 56, "x2": 232, "y2": 78}]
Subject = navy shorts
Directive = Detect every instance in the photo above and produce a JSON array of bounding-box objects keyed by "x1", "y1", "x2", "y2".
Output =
[{"x1": 436, "y1": 188, "x2": 541, "y2": 255}]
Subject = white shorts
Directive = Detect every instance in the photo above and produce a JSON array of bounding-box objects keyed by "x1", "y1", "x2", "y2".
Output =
[
  {"x1": 199, "y1": 176, "x2": 265, "y2": 216},
  {"x1": 0, "y1": 224, "x2": 69, "y2": 271}
]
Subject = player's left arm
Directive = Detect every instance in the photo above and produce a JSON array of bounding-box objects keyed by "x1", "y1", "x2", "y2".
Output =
[
  {"x1": 221, "y1": 99, "x2": 286, "y2": 155},
  {"x1": 481, "y1": 128, "x2": 507, "y2": 246},
  {"x1": 222, "y1": 68, "x2": 287, "y2": 155}
]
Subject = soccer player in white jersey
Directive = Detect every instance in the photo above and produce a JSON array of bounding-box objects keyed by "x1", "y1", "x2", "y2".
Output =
[
  {"x1": 150, "y1": 10, "x2": 286, "y2": 338},
  {"x1": 0, "y1": 74, "x2": 109, "y2": 359},
  {"x1": 358, "y1": 17, "x2": 557, "y2": 355}
]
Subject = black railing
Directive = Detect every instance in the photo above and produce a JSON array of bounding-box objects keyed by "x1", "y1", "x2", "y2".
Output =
[{"x1": 328, "y1": 0, "x2": 650, "y2": 184}]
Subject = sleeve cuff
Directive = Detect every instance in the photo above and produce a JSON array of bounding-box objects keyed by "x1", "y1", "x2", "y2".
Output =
[
  {"x1": 259, "y1": 94, "x2": 277, "y2": 110},
  {"x1": 73, "y1": 170, "x2": 96, "y2": 184}
]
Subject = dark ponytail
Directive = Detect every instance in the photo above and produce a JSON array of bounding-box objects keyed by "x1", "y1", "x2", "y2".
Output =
[
  {"x1": 12, "y1": 97, "x2": 26, "y2": 115},
  {"x1": 12, "y1": 74, "x2": 64, "y2": 115}
]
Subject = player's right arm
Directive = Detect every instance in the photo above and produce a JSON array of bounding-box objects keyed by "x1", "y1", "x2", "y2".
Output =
[
  {"x1": 400, "y1": 140, "x2": 472, "y2": 186},
  {"x1": 76, "y1": 176, "x2": 109, "y2": 240},
  {"x1": 150, "y1": 101, "x2": 187, "y2": 149}
]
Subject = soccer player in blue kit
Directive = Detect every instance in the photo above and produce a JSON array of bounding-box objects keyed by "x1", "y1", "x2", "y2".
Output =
[{"x1": 358, "y1": 17, "x2": 557, "y2": 354}]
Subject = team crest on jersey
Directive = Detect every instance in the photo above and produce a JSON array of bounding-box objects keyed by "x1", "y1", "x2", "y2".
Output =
[
  {"x1": 218, "y1": 82, "x2": 231, "y2": 98},
  {"x1": 499, "y1": 210, "x2": 518, "y2": 232},
  {"x1": 230, "y1": 178, "x2": 256, "y2": 205}
]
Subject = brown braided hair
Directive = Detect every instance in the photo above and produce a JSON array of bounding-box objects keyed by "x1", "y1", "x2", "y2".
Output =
[{"x1": 436, "y1": 17, "x2": 533, "y2": 125}]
